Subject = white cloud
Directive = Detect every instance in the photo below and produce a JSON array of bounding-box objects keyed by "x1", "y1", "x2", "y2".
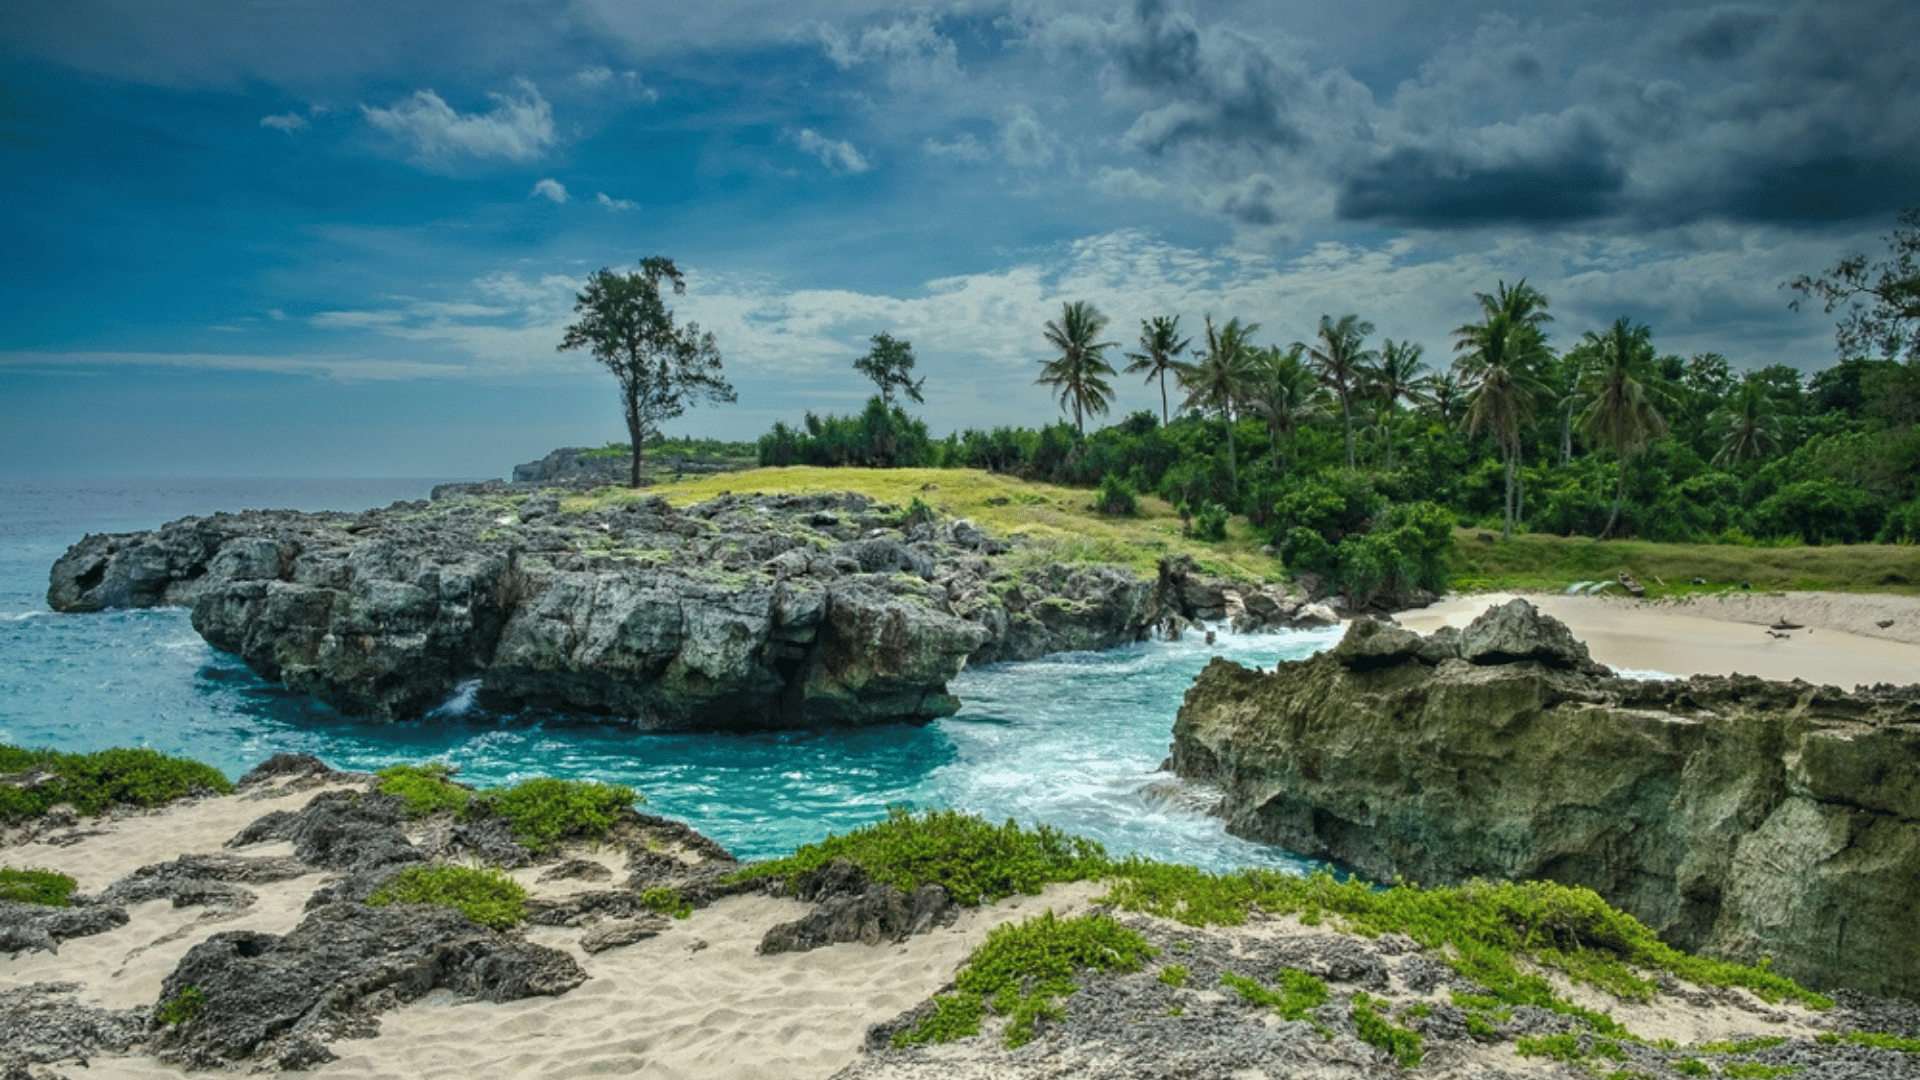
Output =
[
  {"x1": 596, "y1": 192, "x2": 638, "y2": 211},
  {"x1": 362, "y1": 77, "x2": 555, "y2": 163},
  {"x1": 1000, "y1": 106, "x2": 1055, "y2": 168},
  {"x1": 817, "y1": 14, "x2": 961, "y2": 90},
  {"x1": 924, "y1": 134, "x2": 988, "y2": 162},
  {"x1": 260, "y1": 111, "x2": 307, "y2": 131},
  {"x1": 573, "y1": 65, "x2": 613, "y2": 85},
  {"x1": 531, "y1": 178, "x2": 570, "y2": 203},
  {"x1": 792, "y1": 128, "x2": 872, "y2": 174}
]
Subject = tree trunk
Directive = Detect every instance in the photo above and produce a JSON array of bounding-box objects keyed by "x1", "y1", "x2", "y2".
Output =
[
  {"x1": 1341, "y1": 395, "x2": 1355, "y2": 470},
  {"x1": 1502, "y1": 443, "x2": 1516, "y2": 540},
  {"x1": 1225, "y1": 410, "x2": 1238, "y2": 501},
  {"x1": 625, "y1": 392, "x2": 645, "y2": 488},
  {"x1": 1600, "y1": 456, "x2": 1626, "y2": 540},
  {"x1": 1159, "y1": 374, "x2": 1169, "y2": 427}
]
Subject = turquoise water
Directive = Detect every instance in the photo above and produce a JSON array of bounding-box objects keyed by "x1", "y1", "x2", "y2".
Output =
[{"x1": 0, "y1": 478, "x2": 1335, "y2": 870}]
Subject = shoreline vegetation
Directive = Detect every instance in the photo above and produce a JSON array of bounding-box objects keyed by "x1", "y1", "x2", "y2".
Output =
[{"x1": 5, "y1": 747, "x2": 1918, "y2": 1079}]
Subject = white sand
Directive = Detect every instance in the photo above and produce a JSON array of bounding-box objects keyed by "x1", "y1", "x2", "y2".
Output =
[
  {"x1": 3, "y1": 780, "x2": 1105, "y2": 1080},
  {"x1": 1399, "y1": 590, "x2": 1920, "y2": 686}
]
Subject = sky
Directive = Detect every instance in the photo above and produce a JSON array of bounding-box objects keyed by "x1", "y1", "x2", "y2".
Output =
[{"x1": 3, "y1": 0, "x2": 1917, "y2": 478}]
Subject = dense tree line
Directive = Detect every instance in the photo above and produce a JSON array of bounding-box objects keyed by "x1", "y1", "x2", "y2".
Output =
[{"x1": 746, "y1": 212, "x2": 1920, "y2": 601}]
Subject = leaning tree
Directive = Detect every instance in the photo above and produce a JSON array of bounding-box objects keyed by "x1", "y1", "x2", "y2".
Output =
[{"x1": 559, "y1": 256, "x2": 736, "y2": 487}]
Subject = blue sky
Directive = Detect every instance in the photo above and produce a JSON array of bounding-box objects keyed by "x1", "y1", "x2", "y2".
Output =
[{"x1": 3, "y1": 0, "x2": 1917, "y2": 477}]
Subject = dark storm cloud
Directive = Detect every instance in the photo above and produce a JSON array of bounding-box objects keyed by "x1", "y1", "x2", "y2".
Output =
[
  {"x1": 1336, "y1": 125, "x2": 1625, "y2": 227},
  {"x1": 1671, "y1": 6, "x2": 1776, "y2": 62},
  {"x1": 1105, "y1": 0, "x2": 1311, "y2": 154}
]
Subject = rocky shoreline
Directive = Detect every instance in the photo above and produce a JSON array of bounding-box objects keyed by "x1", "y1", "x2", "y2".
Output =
[
  {"x1": 47, "y1": 486, "x2": 1337, "y2": 730},
  {"x1": 1169, "y1": 600, "x2": 1920, "y2": 1002}
]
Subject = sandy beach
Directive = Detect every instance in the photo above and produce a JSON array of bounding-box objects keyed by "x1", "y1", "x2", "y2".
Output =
[{"x1": 1398, "y1": 589, "x2": 1920, "y2": 687}]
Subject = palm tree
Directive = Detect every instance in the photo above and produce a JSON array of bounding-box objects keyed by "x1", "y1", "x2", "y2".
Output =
[
  {"x1": 1711, "y1": 375, "x2": 1784, "y2": 468},
  {"x1": 1419, "y1": 364, "x2": 1468, "y2": 426},
  {"x1": 1035, "y1": 300, "x2": 1119, "y2": 435},
  {"x1": 1124, "y1": 315, "x2": 1193, "y2": 426},
  {"x1": 1301, "y1": 313, "x2": 1377, "y2": 469},
  {"x1": 1242, "y1": 343, "x2": 1327, "y2": 469},
  {"x1": 1363, "y1": 338, "x2": 1427, "y2": 470},
  {"x1": 1575, "y1": 317, "x2": 1670, "y2": 540},
  {"x1": 1455, "y1": 283, "x2": 1555, "y2": 539},
  {"x1": 1177, "y1": 315, "x2": 1261, "y2": 497}
]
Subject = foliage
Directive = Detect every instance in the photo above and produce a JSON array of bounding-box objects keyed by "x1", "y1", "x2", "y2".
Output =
[
  {"x1": 1093, "y1": 473, "x2": 1139, "y2": 516},
  {"x1": 377, "y1": 762, "x2": 471, "y2": 818},
  {"x1": 1787, "y1": 205, "x2": 1920, "y2": 363},
  {"x1": 1303, "y1": 313, "x2": 1378, "y2": 470},
  {"x1": 1124, "y1": 314, "x2": 1193, "y2": 426},
  {"x1": 558, "y1": 256, "x2": 737, "y2": 486},
  {"x1": 638, "y1": 886, "x2": 693, "y2": 919},
  {"x1": 0, "y1": 744, "x2": 234, "y2": 821},
  {"x1": 854, "y1": 332, "x2": 926, "y2": 406},
  {"x1": 1179, "y1": 315, "x2": 1262, "y2": 494},
  {"x1": 728, "y1": 807, "x2": 1109, "y2": 906},
  {"x1": 368, "y1": 864, "x2": 529, "y2": 930},
  {"x1": 1220, "y1": 967, "x2": 1328, "y2": 1022},
  {"x1": 1351, "y1": 992, "x2": 1424, "y2": 1067},
  {"x1": 465, "y1": 776, "x2": 640, "y2": 854},
  {"x1": 0, "y1": 866, "x2": 79, "y2": 906},
  {"x1": 157, "y1": 986, "x2": 205, "y2": 1026},
  {"x1": 893, "y1": 911, "x2": 1155, "y2": 1048},
  {"x1": 1036, "y1": 300, "x2": 1120, "y2": 435},
  {"x1": 1157, "y1": 964, "x2": 1189, "y2": 988},
  {"x1": 758, "y1": 398, "x2": 935, "y2": 469},
  {"x1": 1188, "y1": 501, "x2": 1229, "y2": 541}
]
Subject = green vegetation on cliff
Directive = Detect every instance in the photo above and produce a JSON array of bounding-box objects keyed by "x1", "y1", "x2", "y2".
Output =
[
  {"x1": 0, "y1": 866, "x2": 79, "y2": 906},
  {"x1": 376, "y1": 762, "x2": 642, "y2": 853},
  {"x1": 0, "y1": 744, "x2": 234, "y2": 821},
  {"x1": 368, "y1": 864, "x2": 528, "y2": 930}
]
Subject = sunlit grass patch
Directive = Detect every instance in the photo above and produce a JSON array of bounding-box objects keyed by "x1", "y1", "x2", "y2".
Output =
[{"x1": 1448, "y1": 528, "x2": 1920, "y2": 596}]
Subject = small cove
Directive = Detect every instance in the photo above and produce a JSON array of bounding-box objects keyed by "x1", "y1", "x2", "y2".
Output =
[{"x1": 1, "y1": 477, "x2": 1332, "y2": 871}]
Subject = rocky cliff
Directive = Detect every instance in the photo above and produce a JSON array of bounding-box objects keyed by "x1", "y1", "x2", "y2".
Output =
[
  {"x1": 1168, "y1": 599, "x2": 1920, "y2": 1000},
  {"x1": 47, "y1": 488, "x2": 1313, "y2": 729}
]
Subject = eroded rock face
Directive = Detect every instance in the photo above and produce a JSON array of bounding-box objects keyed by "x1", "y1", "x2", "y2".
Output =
[
  {"x1": 47, "y1": 490, "x2": 1309, "y2": 729},
  {"x1": 1168, "y1": 599, "x2": 1920, "y2": 1000}
]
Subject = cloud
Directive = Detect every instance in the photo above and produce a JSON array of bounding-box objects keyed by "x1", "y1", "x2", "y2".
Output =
[
  {"x1": 817, "y1": 14, "x2": 960, "y2": 89},
  {"x1": 531, "y1": 178, "x2": 569, "y2": 203},
  {"x1": 573, "y1": 65, "x2": 613, "y2": 85},
  {"x1": 362, "y1": 77, "x2": 555, "y2": 163},
  {"x1": 924, "y1": 134, "x2": 988, "y2": 162},
  {"x1": 1337, "y1": 120, "x2": 1626, "y2": 226},
  {"x1": 791, "y1": 128, "x2": 872, "y2": 174},
  {"x1": 259, "y1": 111, "x2": 307, "y2": 131},
  {"x1": 596, "y1": 192, "x2": 637, "y2": 211},
  {"x1": 1000, "y1": 106, "x2": 1055, "y2": 168},
  {"x1": 1102, "y1": 0, "x2": 1315, "y2": 155}
]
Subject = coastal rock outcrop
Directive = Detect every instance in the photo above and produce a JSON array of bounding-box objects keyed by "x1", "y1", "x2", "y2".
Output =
[
  {"x1": 1168, "y1": 599, "x2": 1920, "y2": 1000},
  {"x1": 47, "y1": 488, "x2": 1308, "y2": 729}
]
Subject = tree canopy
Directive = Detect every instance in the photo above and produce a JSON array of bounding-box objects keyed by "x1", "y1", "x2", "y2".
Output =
[
  {"x1": 854, "y1": 332, "x2": 926, "y2": 407},
  {"x1": 1789, "y1": 206, "x2": 1920, "y2": 364},
  {"x1": 558, "y1": 256, "x2": 736, "y2": 487},
  {"x1": 1037, "y1": 300, "x2": 1118, "y2": 435}
]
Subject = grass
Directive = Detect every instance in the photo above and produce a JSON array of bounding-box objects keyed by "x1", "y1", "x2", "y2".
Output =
[
  {"x1": 891, "y1": 910, "x2": 1156, "y2": 1049},
  {"x1": 1448, "y1": 528, "x2": 1920, "y2": 596},
  {"x1": 1220, "y1": 967, "x2": 1329, "y2": 1022},
  {"x1": 368, "y1": 864, "x2": 528, "y2": 930},
  {"x1": 0, "y1": 744, "x2": 234, "y2": 821},
  {"x1": 156, "y1": 986, "x2": 205, "y2": 1026},
  {"x1": 727, "y1": 807, "x2": 1110, "y2": 906},
  {"x1": 376, "y1": 763, "x2": 641, "y2": 855},
  {"x1": 0, "y1": 866, "x2": 79, "y2": 906},
  {"x1": 558, "y1": 466, "x2": 1286, "y2": 581}
]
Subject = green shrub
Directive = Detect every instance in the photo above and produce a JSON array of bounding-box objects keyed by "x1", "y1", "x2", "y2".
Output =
[
  {"x1": 894, "y1": 911, "x2": 1155, "y2": 1048},
  {"x1": 727, "y1": 807, "x2": 1109, "y2": 906},
  {"x1": 157, "y1": 986, "x2": 205, "y2": 1026},
  {"x1": 0, "y1": 744, "x2": 233, "y2": 820},
  {"x1": 465, "y1": 776, "x2": 639, "y2": 854},
  {"x1": 368, "y1": 864, "x2": 528, "y2": 930},
  {"x1": 1352, "y1": 992, "x2": 1423, "y2": 1067},
  {"x1": 1157, "y1": 964, "x2": 1188, "y2": 988},
  {"x1": 1221, "y1": 967, "x2": 1328, "y2": 1021},
  {"x1": 377, "y1": 762, "x2": 472, "y2": 818},
  {"x1": 1190, "y1": 501, "x2": 1229, "y2": 541},
  {"x1": 0, "y1": 866, "x2": 79, "y2": 906},
  {"x1": 639, "y1": 886, "x2": 692, "y2": 919},
  {"x1": 1517, "y1": 1033, "x2": 1583, "y2": 1061},
  {"x1": 1675, "y1": 1059, "x2": 1710, "y2": 1076},
  {"x1": 1094, "y1": 473, "x2": 1140, "y2": 516}
]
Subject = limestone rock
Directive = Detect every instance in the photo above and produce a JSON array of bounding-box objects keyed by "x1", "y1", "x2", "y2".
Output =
[{"x1": 1168, "y1": 603, "x2": 1920, "y2": 999}]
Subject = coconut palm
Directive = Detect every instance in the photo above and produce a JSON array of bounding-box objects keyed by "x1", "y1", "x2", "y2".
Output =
[
  {"x1": 1035, "y1": 300, "x2": 1119, "y2": 436},
  {"x1": 1301, "y1": 313, "x2": 1377, "y2": 469},
  {"x1": 1455, "y1": 283, "x2": 1555, "y2": 539},
  {"x1": 1124, "y1": 315, "x2": 1193, "y2": 426},
  {"x1": 1711, "y1": 375, "x2": 1785, "y2": 468},
  {"x1": 1419, "y1": 364, "x2": 1468, "y2": 426},
  {"x1": 1575, "y1": 317, "x2": 1671, "y2": 540},
  {"x1": 1177, "y1": 315, "x2": 1262, "y2": 497},
  {"x1": 1242, "y1": 343, "x2": 1328, "y2": 470},
  {"x1": 1363, "y1": 338, "x2": 1427, "y2": 470}
]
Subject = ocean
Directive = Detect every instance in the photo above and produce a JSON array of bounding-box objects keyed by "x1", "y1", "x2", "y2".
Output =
[{"x1": 0, "y1": 477, "x2": 1337, "y2": 871}]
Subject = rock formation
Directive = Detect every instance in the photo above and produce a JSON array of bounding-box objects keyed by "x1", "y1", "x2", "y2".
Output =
[
  {"x1": 47, "y1": 489, "x2": 1314, "y2": 729},
  {"x1": 1168, "y1": 599, "x2": 1920, "y2": 1000}
]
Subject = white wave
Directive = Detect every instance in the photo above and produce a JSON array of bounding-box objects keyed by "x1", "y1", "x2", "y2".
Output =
[{"x1": 427, "y1": 679, "x2": 483, "y2": 719}]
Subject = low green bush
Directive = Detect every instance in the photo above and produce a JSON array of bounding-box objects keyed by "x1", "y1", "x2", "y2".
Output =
[
  {"x1": 727, "y1": 807, "x2": 1110, "y2": 906},
  {"x1": 893, "y1": 911, "x2": 1155, "y2": 1048},
  {"x1": 465, "y1": 776, "x2": 640, "y2": 854},
  {"x1": 0, "y1": 866, "x2": 79, "y2": 906},
  {"x1": 1094, "y1": 473, "x2": 1139, "y2": 516},
  {"x1": 1352, "y1": 992, "x2": 1423, "y2": 1067},
  {"x1": 376, "y1": 762, "x2": 472, "y2": 818},
  {"x1": 368, "y1": 864, "x2": 528, "y2": 930},
  {"x1": 639, "y1": 886, "x2": 692, "y2": 919},
  {"x1": 1221, "y1": 967, "x2": 1328, "y2": 1022},
  {"x1": 0, "y1": 744, "x2": 233, "y2": 820},
  {"x1": 157, "y1": 986, "x2": 205, "y2": 1026}
]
